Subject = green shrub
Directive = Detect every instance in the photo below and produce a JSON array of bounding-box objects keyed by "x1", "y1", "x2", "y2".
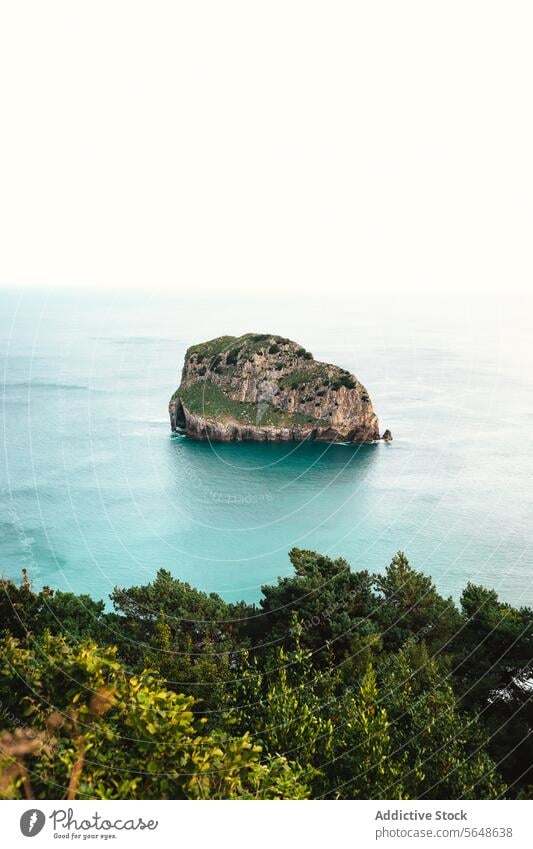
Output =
[
  {"x1": 2, "y1": 548, "x2": 527, "y2": 800},
  {"x1": 331, "y1": 374, "x2": 355, "y2": 390}
]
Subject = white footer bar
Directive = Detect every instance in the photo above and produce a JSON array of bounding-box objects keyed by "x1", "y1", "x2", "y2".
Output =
[{"x1": 3, "y1": 799, "x2": 531, "y2": 848}]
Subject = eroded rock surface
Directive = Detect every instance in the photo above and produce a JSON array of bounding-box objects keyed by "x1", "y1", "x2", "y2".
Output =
[{"x1": 169, "y1": 333, "x2": 388, "y2": 443}]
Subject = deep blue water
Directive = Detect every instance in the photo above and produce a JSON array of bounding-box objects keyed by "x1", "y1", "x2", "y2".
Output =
[{"x1": 1, "y1": 288, "x2": 532, "y2": 606}]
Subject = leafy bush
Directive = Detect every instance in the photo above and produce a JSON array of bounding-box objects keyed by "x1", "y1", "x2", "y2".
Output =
[
  {"x1": 226, "y1": 346, "x2": 242, "y2": 365},
  {"x1": 2, "y1": 548, "x2": 531, "y2": 799},
  {"x1": 0, "y1": 634, "x2": 308, "y2": 800},
  {"x1": 331, "y1": 374, "x2": 356, "y2": 390}
]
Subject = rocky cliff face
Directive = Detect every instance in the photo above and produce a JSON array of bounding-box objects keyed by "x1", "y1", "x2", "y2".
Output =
[{"x1": 169, "y1": 333, "x2": 387, "y2": 443}]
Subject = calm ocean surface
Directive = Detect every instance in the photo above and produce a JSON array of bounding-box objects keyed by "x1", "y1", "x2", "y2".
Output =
[{"x1": 1, "y1": 288, "x2": 531, "y2": 606}]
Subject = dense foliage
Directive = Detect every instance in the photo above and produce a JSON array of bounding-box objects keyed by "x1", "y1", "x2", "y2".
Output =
[{"x1": 1, "y1": 550, "x2": 531, "y2": 800}]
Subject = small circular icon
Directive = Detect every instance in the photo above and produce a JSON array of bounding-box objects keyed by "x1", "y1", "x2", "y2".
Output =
[{"x1": 20, "y1": 809, "x2": 46, "y2": 837}]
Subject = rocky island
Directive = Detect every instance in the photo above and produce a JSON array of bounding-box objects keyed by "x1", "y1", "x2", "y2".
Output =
[{"x1": 169, "y1": 333, "x2": 390, "y2": 443}]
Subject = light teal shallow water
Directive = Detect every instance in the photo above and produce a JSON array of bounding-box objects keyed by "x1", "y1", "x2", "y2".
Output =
[{"x1": 1, "y1": 288, "x2": 532, "y2": 605}]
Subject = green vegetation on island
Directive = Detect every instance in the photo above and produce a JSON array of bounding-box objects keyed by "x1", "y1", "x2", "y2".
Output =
[
  {"x1": 176, "y1": 380, "x2": 323, "y2": 428},
  {"x1": 1, "y1": 551, "x2": 532, "y2": 800}
]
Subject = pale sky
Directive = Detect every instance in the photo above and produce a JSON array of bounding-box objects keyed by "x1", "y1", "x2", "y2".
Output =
[{"x1": 0, "y1": 2, "x2": 532, "y2": 298}]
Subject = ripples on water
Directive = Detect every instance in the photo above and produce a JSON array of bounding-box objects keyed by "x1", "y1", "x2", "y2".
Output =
[{"x1": 1, "y1": 288, "x2": 532, "y2": 605}]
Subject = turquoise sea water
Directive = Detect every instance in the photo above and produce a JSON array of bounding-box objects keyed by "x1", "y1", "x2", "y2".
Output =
[{"x1": 1, "y1": 288, "x2": 532, "y2": 606}]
